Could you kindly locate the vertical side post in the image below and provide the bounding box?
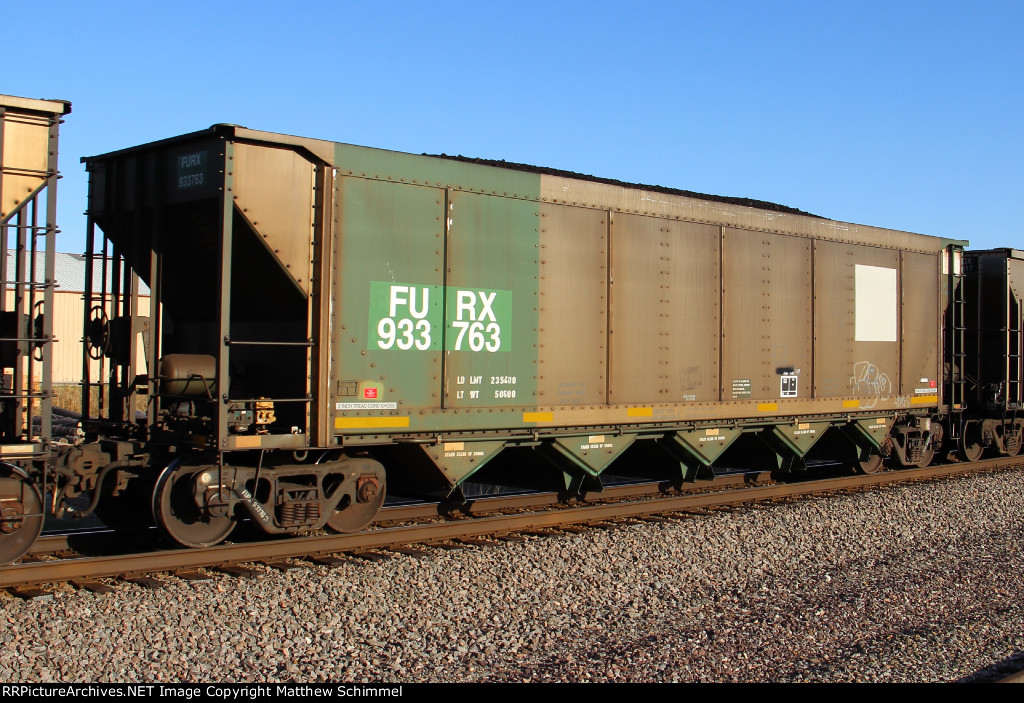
[82,215,95,422]
[217,139,235,452]
[310,164,333,447]
[0,107,6,319]
[38,108,60,457]
[146,232,162,430]
[14,208,25,438]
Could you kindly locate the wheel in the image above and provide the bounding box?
[152,460,235,548]
[958,422,984,462]
[0,465,44,565]
[325,473,385,533]
[94,472,156,532]
[855,449,885,475]
[913,447,935,468]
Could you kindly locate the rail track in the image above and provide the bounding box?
[2,457,1021,596]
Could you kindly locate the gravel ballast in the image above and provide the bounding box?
[2,470,1023,683]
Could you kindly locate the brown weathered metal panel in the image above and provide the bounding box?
[537,203,607,406]
[609,214,720,404]
[900,251,941,398]
[538,173,960,254]
[814,241,900,406]
[1007,250,1024,299]
[233,142,315,295]
[722,229,812,401]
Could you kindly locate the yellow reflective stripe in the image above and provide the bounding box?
[335,416,410,429]
[523,412,553,423]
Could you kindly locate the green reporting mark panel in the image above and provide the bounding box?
[335,177,445,419]
[444,191,539,409]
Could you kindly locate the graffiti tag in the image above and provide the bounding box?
[851,361,891,409]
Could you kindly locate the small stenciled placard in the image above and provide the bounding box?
[731,379,752,399]
[580,435,613,450]
[781,373,798,398]
[335,402,398,410]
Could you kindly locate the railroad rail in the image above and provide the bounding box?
[25,471,769,557]
[1000,669,1024,683]
[2,457,1021,594]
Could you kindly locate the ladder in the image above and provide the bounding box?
[945,245,967,439]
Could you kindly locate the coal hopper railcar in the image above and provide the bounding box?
[64,124,964,549]
[9,112,1014,564]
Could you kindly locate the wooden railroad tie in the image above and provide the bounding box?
[348,551,391,562]
[307,555,348,567]
[70,579,115,594]
[262,561,303,572]
[121,575,165,590]
[9,586,54,601]
[214,565,258,578]
[387,546,431,557]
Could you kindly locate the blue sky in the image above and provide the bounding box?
[6,1,1022,252]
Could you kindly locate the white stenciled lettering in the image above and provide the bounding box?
[485,322,500,351]
[454,290,497,322]
[377,284,433,350]
[451,319,501,352]
[414,319,431,350]
[476,291,497,321]
[456,290,477,321]
[389,286,409,317]
[377,318,396,348]
[408,287,429,319]
[377,316,429,350]
[239,487,270,523]
[370,281,508,353]
[387,284,432,319]
[395,319,414,350]
[177,173,204,188]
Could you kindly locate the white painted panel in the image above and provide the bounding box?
[855,264,897,342]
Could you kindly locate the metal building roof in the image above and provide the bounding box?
[5,251,151,295]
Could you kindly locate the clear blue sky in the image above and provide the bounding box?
[7,0,1023,252]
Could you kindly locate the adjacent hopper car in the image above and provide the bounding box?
[1,93,1021,563]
